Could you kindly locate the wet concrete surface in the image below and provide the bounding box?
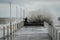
[0,26,51,40]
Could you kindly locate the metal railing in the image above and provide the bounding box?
[1,20,24,40]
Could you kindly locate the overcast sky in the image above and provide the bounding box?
[0,0,60,17]
[22,1,60,17]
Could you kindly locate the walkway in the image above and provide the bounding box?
[13,26,50,40]
[0,26,51,40]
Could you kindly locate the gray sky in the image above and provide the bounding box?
[23,1,60,17]
[0,0,60,17]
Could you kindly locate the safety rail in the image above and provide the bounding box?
[0,19,24,40]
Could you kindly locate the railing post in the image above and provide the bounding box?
[15,24,17,32]
[3,27,5,40]
[10,24,13,40]
[13,24,14,34]
[13,24,15,32]
[7,26,9,40]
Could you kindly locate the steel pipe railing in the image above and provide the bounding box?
[1,20,24,40]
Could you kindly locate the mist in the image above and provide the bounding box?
[26,8,58,26]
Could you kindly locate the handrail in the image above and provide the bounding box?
[0,19,24,40]
[0,19,23,27]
